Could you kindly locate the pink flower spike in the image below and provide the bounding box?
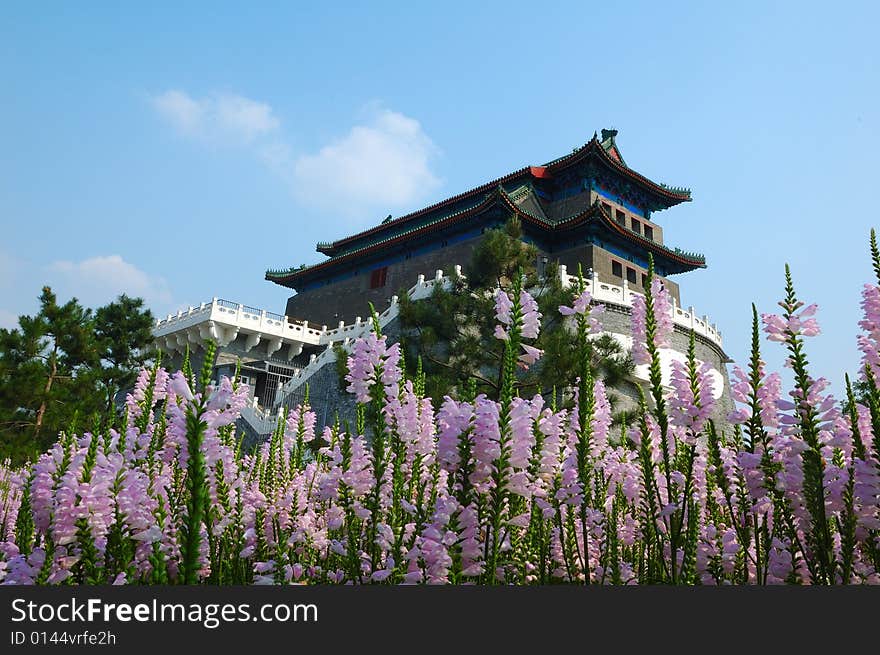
[494,288,512,326]
[519,289,541,339]
[518,344,543,368]
[169,371,194,402]
[559,289,591,316]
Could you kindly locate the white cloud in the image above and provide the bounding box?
[151,90,204,135]
[150,90,441,220]
[290,108,441,217]
[214,94,279,142]
[47,255,173,311]
[151,90,279,143]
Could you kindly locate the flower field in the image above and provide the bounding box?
[2,242,880,586]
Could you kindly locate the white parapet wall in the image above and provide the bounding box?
[556,265,723,348]
[152,298,326,361]
[239,396,286,435]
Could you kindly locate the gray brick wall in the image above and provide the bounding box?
[285,239,481,326]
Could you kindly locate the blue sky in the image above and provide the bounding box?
[1,1,878,389]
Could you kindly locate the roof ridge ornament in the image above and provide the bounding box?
[659,183,691,195]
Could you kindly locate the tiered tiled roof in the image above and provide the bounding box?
[541,132,691,204]
[495,188,705,270]
[267,131,698,287]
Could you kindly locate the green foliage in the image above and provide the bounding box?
[780,265,835,584]
[334,344,349,389]
[93,294,155,411]
[465,215,538,289]
[397,217,633,411]
[0,286,154,463]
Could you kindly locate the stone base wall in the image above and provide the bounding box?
[596,303,734,428]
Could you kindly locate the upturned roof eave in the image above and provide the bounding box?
[495,188,705,272]
[315,134,691,257]
[266,190,504,288]
[313,165,534,257]
[542,136,692,206]
[264,189,705,288]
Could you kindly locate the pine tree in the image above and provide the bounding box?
[397,217,634,410]
[0,286,154,462]
[93,293,155,412]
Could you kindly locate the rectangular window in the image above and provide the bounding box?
[631,217,641,233]
[644,225,653,241]
[627,267,637,284]
[369,266,388,289]
[641,273,648,288]
[616,209,626,224]
[602,202,612,214]
[612,261,622,278]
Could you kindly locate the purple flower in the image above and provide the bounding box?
[858,283,880,381]
[668,358,716,435]
[390,382,436,460]
[762,302,821,342]
[590,381,612,458]
[536,408,565,489]
[519,289,541,339]
[436,397,473,475]
[559,289,605,333]
[518,344,543,369]
[631,278,673,365]
[458,503,483,577]
[506,396,541,497]
[559,289,591,316]
[494,287,541,340]
[494,288,512,326]
[854,457,880,532]
[345,332,402,403]
[168,371,194,402]
[470,396,501,493]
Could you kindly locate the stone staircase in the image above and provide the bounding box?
[236,267,461,439]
